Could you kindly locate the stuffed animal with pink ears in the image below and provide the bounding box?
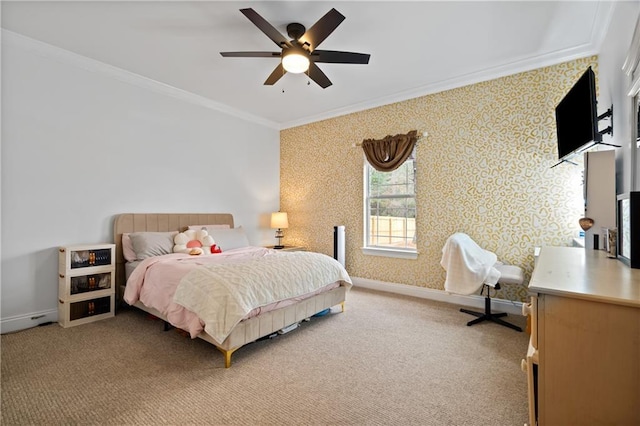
[173,229,216,255]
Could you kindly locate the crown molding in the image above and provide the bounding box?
[590,0,616,53]
[2,0,615,133]
[623,11,640,97]
[1,29,280,130]
[281,2,615,130]
[281,46,599,130]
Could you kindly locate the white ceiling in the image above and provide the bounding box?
[1,1,615,129]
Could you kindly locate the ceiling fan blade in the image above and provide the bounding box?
[298,8,345,52]
[307,63,332,89]
[264,63,287,86]
[312,50,370,64]
[220,52,281,58]
[240,8,292,49]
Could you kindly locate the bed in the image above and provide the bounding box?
[113,213,351,367]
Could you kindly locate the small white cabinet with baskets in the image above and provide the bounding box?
[58,243,115,327]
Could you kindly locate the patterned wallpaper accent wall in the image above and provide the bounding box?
[280,57,597,302]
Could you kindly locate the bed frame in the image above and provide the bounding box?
[113,213,347,367]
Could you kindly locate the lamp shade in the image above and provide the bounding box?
[271,212,289,229]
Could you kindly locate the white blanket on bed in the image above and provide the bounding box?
[174,251,352,345]
[440,233,501,295]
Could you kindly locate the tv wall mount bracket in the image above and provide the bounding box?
[597,105,616,141]
[552,105,619,168]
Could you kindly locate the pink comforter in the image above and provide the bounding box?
[123,247,340,339]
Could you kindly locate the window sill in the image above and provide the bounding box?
[361,247,418,260]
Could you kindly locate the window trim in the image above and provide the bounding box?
[363,154,417,258]
[361,246,419,259]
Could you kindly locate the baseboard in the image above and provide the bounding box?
[0,281,523,334]
[351,277,523,316]
[1,309,58,334]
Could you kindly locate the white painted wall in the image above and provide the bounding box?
[597,1,640,194]
[1,34,280,332]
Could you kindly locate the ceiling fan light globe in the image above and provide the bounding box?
[282,52,310,74]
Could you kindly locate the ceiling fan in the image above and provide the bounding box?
[220,8,370,89]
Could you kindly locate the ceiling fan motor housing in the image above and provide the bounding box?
[286,23,306,42]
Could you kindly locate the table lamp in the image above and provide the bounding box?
[270,212,289,249]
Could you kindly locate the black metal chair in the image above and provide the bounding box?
[460,263,523,332]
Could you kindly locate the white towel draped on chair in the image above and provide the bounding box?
[440,233,501,295]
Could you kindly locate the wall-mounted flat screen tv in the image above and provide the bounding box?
[555,67,601,161]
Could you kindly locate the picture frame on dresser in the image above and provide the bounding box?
[617,192,639,268]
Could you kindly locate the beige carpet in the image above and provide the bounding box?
[1,287,528,425]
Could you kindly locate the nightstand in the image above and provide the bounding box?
[58,243,115,327]
[265,245,307,252]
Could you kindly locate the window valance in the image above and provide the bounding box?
[361,130,418,172]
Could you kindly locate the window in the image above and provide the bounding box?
[364,150,417,258]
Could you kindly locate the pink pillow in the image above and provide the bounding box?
[122,233,137,262]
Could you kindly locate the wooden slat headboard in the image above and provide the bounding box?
[112,213,234,304]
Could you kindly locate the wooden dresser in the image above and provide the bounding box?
[524,246,640,426]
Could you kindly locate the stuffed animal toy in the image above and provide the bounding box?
[173,229,219,255]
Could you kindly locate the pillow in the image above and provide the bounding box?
[122,233,137,263]
[173,229,216,255]
[129,231,177,260]
[187,224,231,234]
[208,226,250,251]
